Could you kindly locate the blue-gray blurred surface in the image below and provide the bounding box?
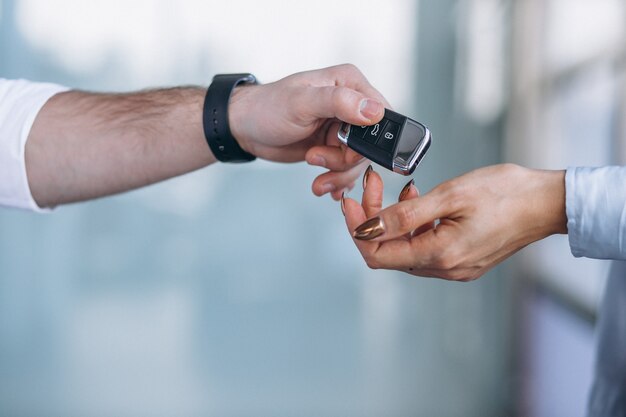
[523,291,595,417]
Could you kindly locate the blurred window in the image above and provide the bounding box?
[511,2,626,415]
[511,0,626,314]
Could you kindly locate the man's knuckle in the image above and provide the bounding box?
[331,87,350,107]
[339,63,360,75]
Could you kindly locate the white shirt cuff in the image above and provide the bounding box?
[0,79,69,212]
[566,166,626,260]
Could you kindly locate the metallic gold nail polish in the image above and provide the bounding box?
[398,178,415,202]
[362,165,373,190]
[340,192,346,216]
[353,217,385,240]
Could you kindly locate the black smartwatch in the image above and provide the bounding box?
[203,73,257,162]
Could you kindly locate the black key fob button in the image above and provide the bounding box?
[350,125,368,139]
[376,121,401,153]
[365,120,388,143]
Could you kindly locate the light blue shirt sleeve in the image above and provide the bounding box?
[566,166,626,260]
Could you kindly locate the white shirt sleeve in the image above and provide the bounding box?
[566,166,626,260]
[0,78,69,211]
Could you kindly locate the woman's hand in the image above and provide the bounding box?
[343,164,568,281]
[228,64,390,201]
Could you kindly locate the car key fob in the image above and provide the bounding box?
[337,109,431,175]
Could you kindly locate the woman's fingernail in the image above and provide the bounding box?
[398,178,415,202]
[353,217,385,240]
[340,192,346,216]
[360,99,383,120]
[310,155,326,167]
[362,165,373,190]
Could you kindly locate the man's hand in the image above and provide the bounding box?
[343,164,568,281]
[229,64,388,200]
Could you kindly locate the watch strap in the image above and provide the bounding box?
[203,73,257,162]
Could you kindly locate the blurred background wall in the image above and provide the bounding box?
[0,0,624,416]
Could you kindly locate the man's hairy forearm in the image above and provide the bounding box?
[26,87,214,208]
